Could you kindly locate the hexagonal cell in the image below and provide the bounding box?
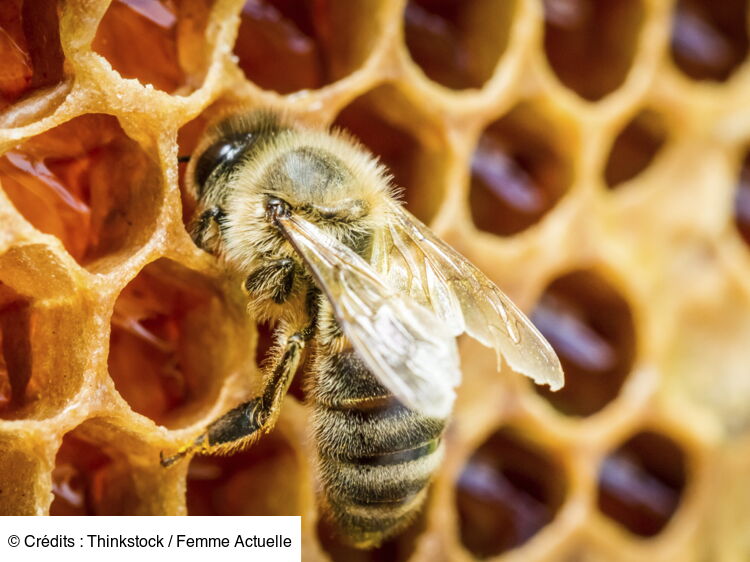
[0,113,162,271]
[531,270,636,417]
[597,431,687,537]
[186,429,300,515]
[334,88,448,224]
[543,0,645,101]
[50,424,140,515]
[456,427,566,558]
[108,259,235,429]
[470,103,573,236]
[734,152,750,246]
[604,109,668,189]
[92,0,214,93]
[235,0,383,94]
[403,0,516,90]
[670,0,749,82]
[0,0,65,112]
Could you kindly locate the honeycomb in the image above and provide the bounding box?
[1,0,750,560]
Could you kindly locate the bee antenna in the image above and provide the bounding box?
[177,155,191,163]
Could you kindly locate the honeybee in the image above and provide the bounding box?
[162,110,564,548]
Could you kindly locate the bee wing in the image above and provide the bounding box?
[372,205,564,391]
[275,212,461,418]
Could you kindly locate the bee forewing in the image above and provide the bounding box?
[275,213,460,417]
[382,206,564,392]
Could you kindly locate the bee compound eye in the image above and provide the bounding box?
[194,133,253,196]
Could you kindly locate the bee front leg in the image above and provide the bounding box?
[160,329,306,467]
[190,206,226,254]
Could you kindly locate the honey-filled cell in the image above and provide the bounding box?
[235,0,382,94]
[0,0,64,112]
[186,429,299,515]
[404,0,516,90]
[604,109,667,189]
[543,0,644,101]
[597,431,687,537]
[456,427,566,558]
[92,0,213,93]
[470,103,573,236]
[334,88,447,225]
[0,114,161,271]
[670,0,749,82]
[108,259,234,429]
[50,426,139,515]
[531,270,636,417]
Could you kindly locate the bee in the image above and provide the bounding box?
[161,110,564,548]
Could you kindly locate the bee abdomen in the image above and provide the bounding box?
[311,350,447,548]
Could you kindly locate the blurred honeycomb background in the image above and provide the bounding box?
[1,0,750,560]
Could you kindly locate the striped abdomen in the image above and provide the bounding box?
[310,349,446,548]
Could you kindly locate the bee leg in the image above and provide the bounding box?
[190,206,226,253]
[160,330,306,467]
[243,258,296,304]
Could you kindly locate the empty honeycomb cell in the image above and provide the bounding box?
[335,88,447,224]
[597,431,687,537]
[733,151,750,245]
[50,424,141,515]
[604,109,667,189]
[531,270,636,417]
[403,0,516,90]
[456,427,566,558]
[469,103,573,236]
[92,0,213,93]
[0,0,65,112]
[670,0,749,82]
[186,429,299,515]
[235,0,383,94]
[108,258,236,429]
[543,0,645,101]
[0,113,162,270]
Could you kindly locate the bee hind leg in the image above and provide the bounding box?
[160,329,306,467]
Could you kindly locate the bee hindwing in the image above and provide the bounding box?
[372,205,564,391]
[275,213,460,418]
